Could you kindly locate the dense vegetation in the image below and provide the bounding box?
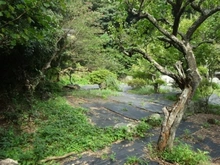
[0,0,220,164]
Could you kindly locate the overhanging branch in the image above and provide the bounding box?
[186,7,220,40]
[192,40,214,49]
[138,12,185,49]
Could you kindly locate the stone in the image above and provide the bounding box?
[149,113,161,120]
[63,84,80,90]
[160,75,174,85]
[0,158,18,165]
[210,77,220,84]
[114,122,136,132]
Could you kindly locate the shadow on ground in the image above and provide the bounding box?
[63,86,220,165]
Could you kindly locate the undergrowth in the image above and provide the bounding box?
[128,86,169,95]
[0,96,151,164]
[147,142,211,165]
[71,89,119,99]
[128,86,155,95]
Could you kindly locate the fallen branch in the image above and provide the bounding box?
[39,151,77,163]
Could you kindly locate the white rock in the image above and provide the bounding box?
[160,75,174,85]
[210,77,220,84]
[0,158,18,165]
[149,113,161,120]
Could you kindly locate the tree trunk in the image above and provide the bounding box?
[157,86,192,151]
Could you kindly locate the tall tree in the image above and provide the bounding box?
[112,0,220,151]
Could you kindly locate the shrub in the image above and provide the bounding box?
[88,69,119,90]
[160,143,210,165]
[127,78,146,88]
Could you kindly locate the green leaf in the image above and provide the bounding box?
[43,3,50,8]
[0,0,6,5]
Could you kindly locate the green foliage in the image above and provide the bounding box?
[89,69,116,84]
[0,0,65,49]
[128,86,155,95]
[88,69,119,90]
[125,156,148,165]
[152,79,165,86]
[0,0,68,94]
[127,78,147,88]
[128,59,165,93]
[165,94,178,101]
[198,66,209,78]
[71,89,119,99]
[0,96,151,164]
[160,143,210,165]
[143,117,162,127]
[193,78,219,101]
[208,104,220,115]
[135,121,152,137]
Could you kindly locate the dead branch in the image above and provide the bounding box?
[39,151,77,163]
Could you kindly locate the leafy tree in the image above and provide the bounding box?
[111,0,220,151]
[0,0,67,94]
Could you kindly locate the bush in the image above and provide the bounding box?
[127,78,146,88]
[160,143,210,165]
[88,69,119,90]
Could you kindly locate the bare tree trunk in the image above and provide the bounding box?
[157,86,192,151]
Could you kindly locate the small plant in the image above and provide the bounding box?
[202,122,210,128]
[160,143,210,165]
[150,78,166,93]
[147,118,162,127]
[208,104,220,115]
[109,152,116,161]
[127,78,147,88]
[121,108,128,111]
[128,86,154,95]
[125,156,148,165]
[71,89,118,99]
[135,121,152,137]
[142,114,162,127]
[165,94,178,101]
[101,153,109,160]
[183,129,192,139]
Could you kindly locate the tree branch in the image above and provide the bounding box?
[126,48,178,78]
[171,0,192,36]
[186,7,220,40]
[138,12,185,49]
[0,11,26,28]
[192,40,214,49]
[191,0,205,14]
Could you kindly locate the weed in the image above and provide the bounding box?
[135,121,152,137]
[125,156,148,165]
[160,143,210,165]
[121,108,128,111]
[128,86,155,95]
[147,142,211,165]
[202,122,210,128]
[183,129,192,139]
[165,94,178,101]
[71,89,118,99]
[0,96,149,164]
[208,104,220,115]
[109,152,116,161]
[101,153,109,160]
